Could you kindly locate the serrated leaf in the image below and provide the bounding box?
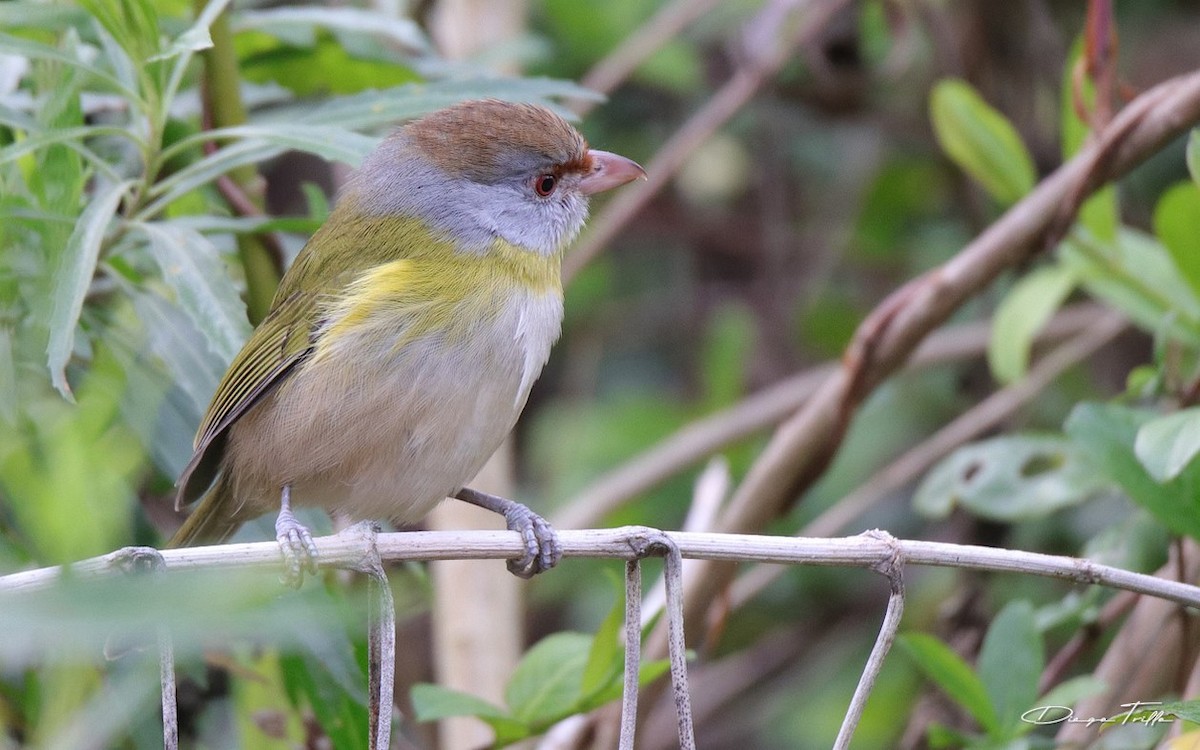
[914,434,1106,521]
[930,78,1036,205]
[46,179,134,399]
[1134,408,1200,482]
[134,222,250,364]
[900,633,1000,734]
[1154,182,1200,297]
[978,601,1041,735]
[989,264,1077,384]
[505,632,590,725]
[1065,403,1200,539]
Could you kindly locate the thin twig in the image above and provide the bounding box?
[620,559,643,750]
[805,311,1128,539]
[727,312,1127,612]
[6,528,1200,611]
[354,523,395,750]
[575,0,724,113]
[833,531,905,750]
[563,0,852,283]
[159,627,178,750]
[673,68,1200,637]
[552,304,1103,531]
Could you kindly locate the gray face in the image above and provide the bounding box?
[343,133,591,257]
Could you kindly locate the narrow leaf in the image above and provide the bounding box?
[151,0,234,62]
[581,579,625,699]
[989,263,1077,384]
[930,79,1036,205]
[900,633,1000,733]
[0,31,139,102]
[46,179,133,399]
[1134,407,1200,482]
[176,124,377,166]
[135,222,251,364]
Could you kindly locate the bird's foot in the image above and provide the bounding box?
[275,486,318,587]
[504,502,562,579]
[455,487,561,578]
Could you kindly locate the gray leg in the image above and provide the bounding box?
[275,484,318,586]
[454,487,562,578]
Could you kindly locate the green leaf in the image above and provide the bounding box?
[581,577,626,700]
[173,124,377,166]
[1060,228,1200,346]
[1153,181,1200,297]
[1134,408,1200,482]
[0,125,143,168]
[977,601,1041,735]
[234,6,430,53]
[0,31,140,103]
[900,633,1000,733]
[411,683,528,740]
[930,79,1036,205]
[279,650,369,750]
[1065,403,1200,539]
[989,264,1077,384]
[505,632,591,725]
[141,140,287,217]
[1034,675,1107,719]
[151,0,233,62]
[914,434,1107,521]
[259,77,598,130]
[134,222,251,364]
[46,179,134,399]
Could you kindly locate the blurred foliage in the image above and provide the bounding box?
[3,0,1200,748]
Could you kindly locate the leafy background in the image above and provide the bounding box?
[3,0,1200,748]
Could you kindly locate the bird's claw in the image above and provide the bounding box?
[505,505,562,579]
[275,509,318,587]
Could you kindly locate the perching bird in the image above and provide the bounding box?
[170,99,644,580]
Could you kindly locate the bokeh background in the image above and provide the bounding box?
[3,1,1200,748]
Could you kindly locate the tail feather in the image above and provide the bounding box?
[169,473,245,548]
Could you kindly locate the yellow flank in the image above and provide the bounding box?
[312,216,562,361]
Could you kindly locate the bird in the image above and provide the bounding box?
[169,99,644,581]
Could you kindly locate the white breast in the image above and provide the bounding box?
[230,287,564,523]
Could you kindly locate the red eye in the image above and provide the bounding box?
[534,174,557,197]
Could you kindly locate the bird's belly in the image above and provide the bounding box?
[225,289,562,522]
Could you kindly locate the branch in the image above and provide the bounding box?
[552,303,1103,530]
[4,528,1200,612]
[562,0,852,282]
[672,67,1200,636]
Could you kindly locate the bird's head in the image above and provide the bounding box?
[343,99,645,256]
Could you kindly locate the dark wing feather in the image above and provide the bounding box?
[174,290,318,509]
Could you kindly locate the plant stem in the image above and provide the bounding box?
[194,0,277,323]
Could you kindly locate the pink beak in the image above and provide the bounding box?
[579,149,646,195]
